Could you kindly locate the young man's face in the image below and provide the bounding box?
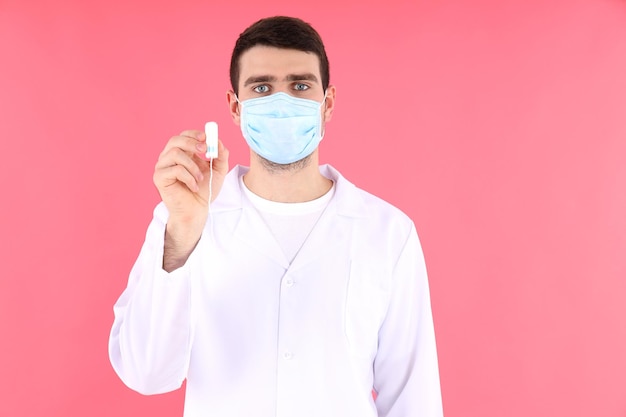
[229,45,335,126]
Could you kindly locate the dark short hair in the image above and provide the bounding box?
[229,16,330,95]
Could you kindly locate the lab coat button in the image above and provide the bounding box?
[285,278,294,287]
[283,351,293,360]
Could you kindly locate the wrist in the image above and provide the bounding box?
[163,221,203,272]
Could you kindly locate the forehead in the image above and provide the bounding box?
[238,45,321,84]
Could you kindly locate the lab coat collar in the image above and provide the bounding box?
[210,164,369,270]
[210,164,369,219]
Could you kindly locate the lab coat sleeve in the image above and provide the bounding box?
[373,223,444,416]
[108,202,202,395]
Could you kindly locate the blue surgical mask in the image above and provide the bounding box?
[236,92,326,164]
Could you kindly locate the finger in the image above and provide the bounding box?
[154,164,200,193]
[179,130,205,141]
[160,134,206,158]
[155,147,204,182]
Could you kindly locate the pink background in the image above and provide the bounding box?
[1,0,625,416]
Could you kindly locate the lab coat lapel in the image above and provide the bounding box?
[212,165,290,269]
[234,205,290,269]
[286,203,352,273]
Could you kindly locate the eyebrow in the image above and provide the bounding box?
[285,73,319,83]
[243,73,319,87]
[243,75,277,87]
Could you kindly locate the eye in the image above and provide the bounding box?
[253,84,270,93]
[294,83,309,91]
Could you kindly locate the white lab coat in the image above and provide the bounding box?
[109,164,443,417]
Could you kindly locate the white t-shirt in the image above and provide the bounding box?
[240,176,335,264]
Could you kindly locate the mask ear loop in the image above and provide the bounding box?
[234,93,243,130]
[319,90,328,139]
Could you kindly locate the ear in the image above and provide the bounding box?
[226,90,241,126]
[322,85,336,123]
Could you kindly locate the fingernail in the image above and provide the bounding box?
[196,143,205,152]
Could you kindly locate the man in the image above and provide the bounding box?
[109,16,443,417]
